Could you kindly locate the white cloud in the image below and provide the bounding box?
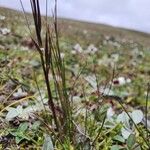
[0,0,150,33]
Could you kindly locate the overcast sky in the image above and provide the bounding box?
[0,0,150,33]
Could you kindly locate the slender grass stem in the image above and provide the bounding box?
[145,83,150,139]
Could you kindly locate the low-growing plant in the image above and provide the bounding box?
[19,0,150,149]
[0,0,149,149]
[21,0,73,142]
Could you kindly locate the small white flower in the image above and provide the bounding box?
[117,77,126,85]
[111,53,119,62]
[105,35,110,40]
[85,44,98,54]
[112,77,131,86]
[126,78,131,83]
[40,48,44,52]
[72,96,82,106]
[122,38,127,43]
[113,42,121,48]
[103,40,107,45]
[0,28,10,35]
[60,53,65,59]
[13,88,28,98]
[73,43,83,53]
[83,30,88,34]
[107,107,115,119]
[98,55,113,67]
[0,15,6,20]
[71,50,77,55]
[99,87,114,96]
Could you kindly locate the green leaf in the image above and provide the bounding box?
[10,131,18,137]
[121,127,132,139]
[6,106,23,121]
[18,122,28,133]
[42,134,54,150]
[131,110,143,124]
[113,135,125,143]
[117,111,130,128]
[111,145,120,150]
[134,145,141,150]
[32,121,41,130]
[17,135,30,144]
[127,134,136,149]
[30,60,41,68]
[15,136,24,144]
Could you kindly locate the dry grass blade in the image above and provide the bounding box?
[29,0,73,137]
[30,0,42,46]
[30,0,59,131]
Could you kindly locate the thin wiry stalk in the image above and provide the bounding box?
[72,121,91,140]
[81,84,88,137]
[70,63,87,103]
[30,0,42,46]
[51,1,73,136]
[91,114,106,147]
[54,0,62,67]
[19,0,32,35]
[28,0,74,139]
[33,71,46,112]
[145,83,150,139]
[47,28,68,120]
[107,64,116,95]
[29,0,59,131]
